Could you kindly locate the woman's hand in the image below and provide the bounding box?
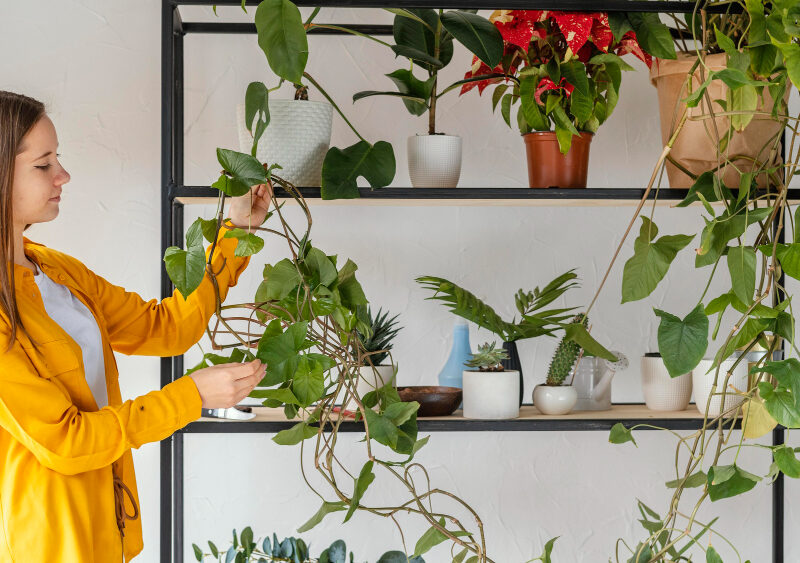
[188,359,266,408]
[228,181,274,233]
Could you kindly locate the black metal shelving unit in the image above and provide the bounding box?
[161,1,787,561]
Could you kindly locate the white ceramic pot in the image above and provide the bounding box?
[640,354,692,411]
[462,369,519,419]
[533,384,577,415]
[341,364,397,413]
[407,134,462,188]
[693,357,749,417]
[236,99,333,187]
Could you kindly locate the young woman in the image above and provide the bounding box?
[0,90,273,562]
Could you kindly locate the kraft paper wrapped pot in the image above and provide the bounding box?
[650,52,787,189]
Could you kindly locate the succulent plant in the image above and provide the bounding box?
[545,314,588,386]
[355,306,401,366]
[465,341,509,371]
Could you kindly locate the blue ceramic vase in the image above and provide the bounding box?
[437,320,472,391]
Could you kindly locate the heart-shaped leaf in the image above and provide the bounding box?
[321,140,395,200]
[654,305,708,377]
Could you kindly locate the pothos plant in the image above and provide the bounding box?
[580,1,800,561]
[458,10,656,154]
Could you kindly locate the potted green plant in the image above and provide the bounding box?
[637,8,789,188]
[462,341,518,419]
[459,9,651,188]
[340,306,401,413]
[192,526,424,562]
[353,8,504,188]
[236,83,333,188]
[534,316,584,415]
[417,270,617,407]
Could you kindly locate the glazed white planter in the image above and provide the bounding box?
[341,364,396,413]
[236,99,333,187]
[641,355,692,411]
[693,357,749,417]
[407,134,462,188]
[462,369,519,419]
[533,384,577,415]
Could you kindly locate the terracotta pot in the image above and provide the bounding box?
[650,52,787,189]
[523,131,593,188]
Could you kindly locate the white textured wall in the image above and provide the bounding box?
[2,2,798,562]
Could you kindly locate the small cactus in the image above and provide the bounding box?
[465,342,509,371]
[545,314,588,386]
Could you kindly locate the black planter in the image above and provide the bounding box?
[502,340,523,406]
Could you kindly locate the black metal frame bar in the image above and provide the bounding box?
[161,1,782,561]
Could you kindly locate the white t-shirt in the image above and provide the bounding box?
[33,265,108,409]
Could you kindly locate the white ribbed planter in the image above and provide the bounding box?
[340,364,397,413]
[533,384,577,415]
[407,134,462,188]
[693,357,749,417]
[640,354,692,411]
[236,99,333,187]
[462,370,519,419]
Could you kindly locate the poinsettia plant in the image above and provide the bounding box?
[460,10,653,154]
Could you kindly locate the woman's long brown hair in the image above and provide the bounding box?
[0,91,46,352]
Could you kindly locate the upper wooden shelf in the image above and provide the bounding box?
[171,186,795,207]
[182,403,729,433]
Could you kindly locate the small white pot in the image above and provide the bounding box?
[693,357,749,417]
[462,369,519,419]
[341,364,397,413]
[236,99,333,187]
[641,355,692,411]
[533,384,577,415]
[407,134,462,188]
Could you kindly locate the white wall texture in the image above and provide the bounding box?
[2,1,799,562]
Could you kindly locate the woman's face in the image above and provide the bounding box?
[12,115,70,229]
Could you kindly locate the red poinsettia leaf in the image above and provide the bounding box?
[589,14,613,52]
[459,56,507,96]
[492,10,549,50]
[616,31,652,68]
[535,77,559,104]
[551,12,594,56]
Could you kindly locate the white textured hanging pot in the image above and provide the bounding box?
[236,99,333,187]
[407,134,462,188]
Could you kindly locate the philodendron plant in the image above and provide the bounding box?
[352,9,505,136]
[585,1,800,560]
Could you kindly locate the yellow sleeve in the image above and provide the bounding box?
[75,219,251,356]
[0,340,202,475]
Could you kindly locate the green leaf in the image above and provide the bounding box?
[211,174,251,198]
[727,246,756,305]
[666,470,707,489]
[714,24,737,56]
[609,422,637,446]
[336,259,368,310]
[729,83,758,131]
[259,259,302,302]
[440,11,503,68]
[164,218,206,299]
[752,359,800,427]
[520,76,549,130]
[244,82,270,156]
[551,104,578,154]
[393,9,452,69]
[564,323,617,361]
[257,320,311,385]
[707,464,761,501]
[607,13,633,43]
[706,546,723,563]
[199,218,219,244]
[223,229,264,257]
[774,445,800,478]
[390,44,444,68]
[654,305,708,378]
[676,171,732,208]
[273,421,317,445]
[249,387,301,405]
[413,517,449,557]
[216,148,266,191]
[344,461,375,523]
[535,536,558,563]
[560,60,590,95]
[321,140,395,200]
[292,356,325,407]
[303,247,337,287]
[209,541,219,558]
[621,217,695,303]
[385,68,436,116]
[193,543,203,561]
[627,12,676,59]
[255,0,308,83]
[364,402,420,454]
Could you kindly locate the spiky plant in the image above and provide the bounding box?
[355,306,401,366]
[545,314,588,386]
[465,342,509,371]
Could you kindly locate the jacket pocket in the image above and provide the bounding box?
[22,339,81,379]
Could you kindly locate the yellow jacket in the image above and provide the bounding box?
[0,221,251,562]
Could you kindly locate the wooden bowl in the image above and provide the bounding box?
[397,386,462,417]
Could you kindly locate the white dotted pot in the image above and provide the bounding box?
[407,134,462,188]
[462,370,520,419]
[338,364,396,413]
[641,355,692,411]
[533,384,577,415]
[236,99,333,187]
[693,357,749,417]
